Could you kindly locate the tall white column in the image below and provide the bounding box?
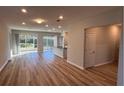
[53,36,57,47]
[37,33,44,52]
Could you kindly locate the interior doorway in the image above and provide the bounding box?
[84,24,121,68]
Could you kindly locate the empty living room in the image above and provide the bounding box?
[0,6,124,87]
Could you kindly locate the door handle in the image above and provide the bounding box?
[89,50,95,54]
[92,51,95,53]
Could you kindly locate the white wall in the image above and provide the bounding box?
[63,32,68,47]
[117,7,124,86]
[67,7,122,68]
[0,19,10,68]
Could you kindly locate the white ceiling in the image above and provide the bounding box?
[0,6,121,32]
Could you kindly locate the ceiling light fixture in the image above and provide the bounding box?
[22,22,26,25]
[58,25,62,28]
[33,18,46,24]
[21,8,27,13]
[59,15,63,20]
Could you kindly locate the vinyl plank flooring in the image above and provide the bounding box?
[0,51,117,86]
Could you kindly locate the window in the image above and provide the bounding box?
[19,34,37,52]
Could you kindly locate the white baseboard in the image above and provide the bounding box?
[67,60,84,70]
[94,60,113,67]
[55,54,63,58]
[0,59,11,72]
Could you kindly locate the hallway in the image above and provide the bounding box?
[0,51,117,86]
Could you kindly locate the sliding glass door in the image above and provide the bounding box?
[19,34,37,52]
[43,36,54,51]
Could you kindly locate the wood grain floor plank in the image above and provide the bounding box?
[0,51,117,86]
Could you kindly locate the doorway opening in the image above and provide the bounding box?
[84,24,122,84]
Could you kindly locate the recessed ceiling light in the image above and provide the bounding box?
[22,22,26,25]
[58,25,62,28]
[45,24,49,27]
[33,18,46,24]
[21,8,27,13]
[59,15,63,20]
